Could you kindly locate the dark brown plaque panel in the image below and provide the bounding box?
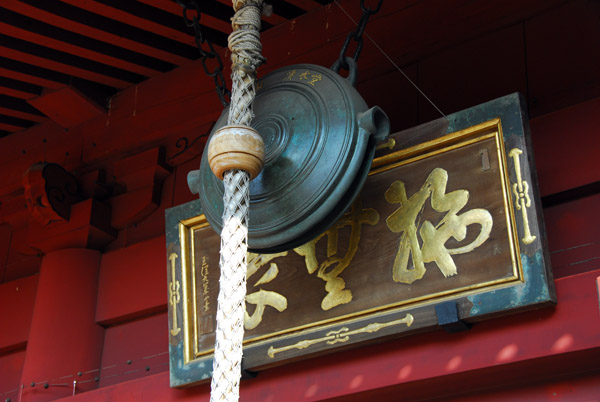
[166,94,554,387]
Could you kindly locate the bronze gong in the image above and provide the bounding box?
[191,58,390,253]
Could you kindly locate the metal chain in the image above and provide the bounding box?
[335,0,383,72]
[176,0,231,107]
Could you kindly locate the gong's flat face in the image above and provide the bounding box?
[199,64,370,252]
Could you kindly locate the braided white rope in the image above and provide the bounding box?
[210,1,264,401]
[210,169,249,402]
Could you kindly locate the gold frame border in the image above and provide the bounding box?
[179,118,524,362]
[179,215,209,364]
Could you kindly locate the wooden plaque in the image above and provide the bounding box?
[165,93,555,387]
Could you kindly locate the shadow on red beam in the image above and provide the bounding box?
[55,268,600,401]
[326,348,600,402]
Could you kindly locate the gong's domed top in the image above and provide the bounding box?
[198,62,389,253]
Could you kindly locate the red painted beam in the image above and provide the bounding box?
[0,350,26,402]
[98,313,169,387]
[525,0,600,116]
[55,269,600,401]
[265,0,567,85]
[531,97,600,197]
[284,0,325,12]
[441,370,600,402]
[0,22,161,78]
[0,67,64,90]
[544,193,600,278]
[59,0,196,47]
[0,275,38,353]
[95,236,168,325]
[2,0,191,66]
[0,122,24,133]
[0,46,131,89]
[138,0,232,33]
[80,61,223,163]
[0,86,38,100]
[0,107,46,123]
[28,86,106,129]
[331,352,600,402]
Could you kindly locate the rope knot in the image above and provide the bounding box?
[227,0,265,127]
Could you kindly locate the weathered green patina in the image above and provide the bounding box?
[194,59,390,253]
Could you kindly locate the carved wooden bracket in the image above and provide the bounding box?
[20,146,170,253]
[23,163,83,225]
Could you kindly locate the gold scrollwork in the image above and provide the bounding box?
[508,148,536,245]
[267,314,414,358]
[376,138,396,151]
[168,252,181,336]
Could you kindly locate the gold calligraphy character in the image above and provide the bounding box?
[284,70,296,81]
[245,251,289,330]
[295,199,379,310]
[200,257,210,312]
[307,74,322,86]
[298,70,310,80]
[385,168,493,284]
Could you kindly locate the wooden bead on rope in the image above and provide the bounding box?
[207,125,264,180]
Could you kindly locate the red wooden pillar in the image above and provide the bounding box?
[18,249,104,402]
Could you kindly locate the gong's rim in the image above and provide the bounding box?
[198,63,372,252]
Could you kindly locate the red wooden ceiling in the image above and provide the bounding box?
[0,0,579,139]
[0,0,597,285]
[0,0,333,138]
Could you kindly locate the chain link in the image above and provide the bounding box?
[336,0,383,72]
[177,0,231,107]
